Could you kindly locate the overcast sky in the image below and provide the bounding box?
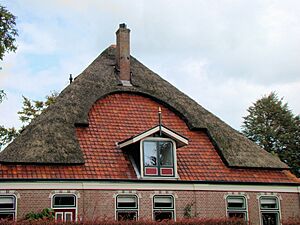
[0,0,299,130]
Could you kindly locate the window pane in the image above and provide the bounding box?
[260,198,278,209]
[117,211,137,221]
[53,195,75,208]
[55,212,63,221]
[159,141,173,166]
[0,196,14,210]
[154,196,173,209]
[154,211,173,221]
[0,213,14,220]
[262,212,279,225]
[144,142,157,166]
[227,197,245,209]
[65,212,72,222]
[228,212,246,220]
[117,196,137,209]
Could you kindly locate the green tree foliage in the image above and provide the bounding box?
[18,92,57,126]
[0,4,18,60]
[0,92,58,149]
[0,90,5,103]
[242,92,300,177]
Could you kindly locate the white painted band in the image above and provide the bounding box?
[0,181,299,193]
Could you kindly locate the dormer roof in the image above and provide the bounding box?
[118,125,189,149]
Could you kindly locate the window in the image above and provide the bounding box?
[0,195,16,220]
[143,139,175,177]
[116,195,138,221]
[226,196,247,221]
[260,196,280,225]
[153,195,174,221]
[52,194,76,222]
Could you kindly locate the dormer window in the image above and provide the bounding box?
[142,138,175,177]
[118,125,188,179]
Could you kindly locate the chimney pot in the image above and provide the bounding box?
[116,23,131,84]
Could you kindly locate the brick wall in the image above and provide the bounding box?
[9,189,300,224]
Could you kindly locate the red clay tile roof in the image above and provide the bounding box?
[0,93,299,184]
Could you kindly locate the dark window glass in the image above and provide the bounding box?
[117,211,137,221]
[53,195,75,208]
[154,211,173,221]
[159,142,173,166]
[118,202,136,208]
[65,213,72,222]
[0,196,15,210]
[55,213,63,221]
[0,213,14,220]
[228,212,246,219]
[262,212,279,225]
[154,202,173,208]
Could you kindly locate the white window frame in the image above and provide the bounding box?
[64,211,73,222]
[115,194,139,221]
[152,195,176,221]
[55,211,63,221]
[140,137,178,179]
[225,195,248,221]
[259,195,281,225]
[0,194,17,221]
[51,194,77,222]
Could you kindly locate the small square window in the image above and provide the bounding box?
[154,211,173,221]
[117,211,137,221]
[154,196,174,209]
[227,196,246,210]
[117,196,138,209]
[0,196,15,210]
[260,197,278,210]
[261,212,279,225]
[53,195,76,208]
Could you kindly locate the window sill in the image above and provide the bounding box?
[139,176,180,181]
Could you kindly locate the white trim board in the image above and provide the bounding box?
[0,181,299,193]
[118,126,188,148]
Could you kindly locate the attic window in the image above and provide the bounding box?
[118,125,187,179]
[142,139,175,177]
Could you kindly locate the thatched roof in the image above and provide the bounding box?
[0,46,288,168]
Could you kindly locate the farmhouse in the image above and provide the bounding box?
[0,24,299,224]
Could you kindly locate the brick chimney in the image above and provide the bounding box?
[116,23,131,85]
